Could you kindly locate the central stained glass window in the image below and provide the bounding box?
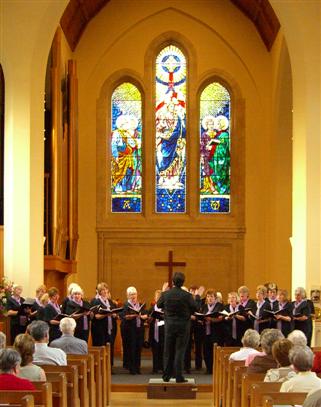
[155,45,186,213]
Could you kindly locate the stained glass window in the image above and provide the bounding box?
[200,83,230,213]
[111,83,142,213]
[155,45,186,213]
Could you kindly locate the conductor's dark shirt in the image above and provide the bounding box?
[157,287,198,322]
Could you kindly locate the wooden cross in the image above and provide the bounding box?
[155,250,186,288]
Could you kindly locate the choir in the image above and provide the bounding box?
[4,281,315,375]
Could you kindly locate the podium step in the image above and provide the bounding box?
[147,378,197,399]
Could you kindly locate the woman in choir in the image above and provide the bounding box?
[273,289,293,337]
[6,284,27,344]
[64,286,91,342]
[249,285,271,334]
[266,283,279,328]
[43,287,62,343]
[223,291,243,346]
[120,286,148,375]
[148,289,164,374]
[292,287,311,343]
[30,285,47,321]
[201,289,224,374]
[36,293,49,321]
[237,286,257,337]
[91,282,118,364]
[60,283,81,314]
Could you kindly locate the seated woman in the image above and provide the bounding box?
[229,329,260,361]
[247,328,284,374]
[0,348,35,390]
[264,338,296,382]
[280,346,321,393]
[288,329,307,346]
[14,333,46,381]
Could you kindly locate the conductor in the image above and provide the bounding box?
[157,272,199,383]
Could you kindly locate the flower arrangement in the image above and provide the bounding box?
[0,276,14,317]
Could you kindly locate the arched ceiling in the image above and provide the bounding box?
[60,0,280,52]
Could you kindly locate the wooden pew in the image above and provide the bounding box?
[0,395,35,407]
[262,392,308,407]
[67,354,95,407]
[241,372,265,407]
[88,348,102,407]
[233,365,247,407]
[105,344,111,407]
[215,347,239,407]
[42,365,80,407]
[226,359,245,407]
[249,382,282,407]
[0,382,52,407]
[33,372,67,407]
[65,358,88,407]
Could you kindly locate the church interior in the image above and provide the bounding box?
[0,0,320,405]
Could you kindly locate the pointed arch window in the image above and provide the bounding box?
[199,82,231,213]
[111,82,142,213]
[155,45,187,213]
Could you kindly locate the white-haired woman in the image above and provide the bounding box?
[280,346,321,393]
[120,286,148,375]
[65,286,91,342]
[292,287,311,343]
[60,283,81,314]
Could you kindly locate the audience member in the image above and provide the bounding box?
[264,338,296,382]
[288,329,308,347]
[14,333,46,381]
[229,329,260,361]
[29,320,67,366]
[247,328,284,373]
[0,348,35,390]
[280,346,321,393]
[0,331,6,349]
[303,389,321,407]
[50,317,88,354]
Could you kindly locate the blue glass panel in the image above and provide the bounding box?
[155,45,186,213]
[111,83,142,213]
[200,83,231,213]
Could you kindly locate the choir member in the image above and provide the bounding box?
[266,283,279,328]
[120,286,148,375]
[91,282,118,364]
[201,289,224,374]
[43,287,62,343]
[306,296,315,347]
[249,285,271,334]
[292,287,311,343]
[60,283,82,314]
[30,285,47,321]
[6,284,27,344]
[64,286,91,342]
[223,291,243,346]
[36,293,49,321]
[237,286,256,336]
[187,285,204,371]
[273,289,293,337]
[148,289,164,374]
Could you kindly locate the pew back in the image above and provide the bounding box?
[262,392,308,407]
[0,382,52,407]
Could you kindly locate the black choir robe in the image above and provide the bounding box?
[120,301,147,374]
[292,300,311,342]
[148,305,164,373]
[265,299,279,328]
[43,303,62,343]
[65,299,91,342]
[223,304,243,346]
[6,296,26,344]
[249,300,271,334]
[273,301,294,337]
[238,299,257,337]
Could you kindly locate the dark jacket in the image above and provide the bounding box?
[157,287,198,323]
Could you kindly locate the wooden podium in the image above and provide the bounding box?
[147,378,197,399]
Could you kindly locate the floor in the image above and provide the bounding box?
[110,392,213,406]
[112,355,213,385]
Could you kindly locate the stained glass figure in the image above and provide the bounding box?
[155,45,186,213]
[111,83,142,213]
[200,83,230,213]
